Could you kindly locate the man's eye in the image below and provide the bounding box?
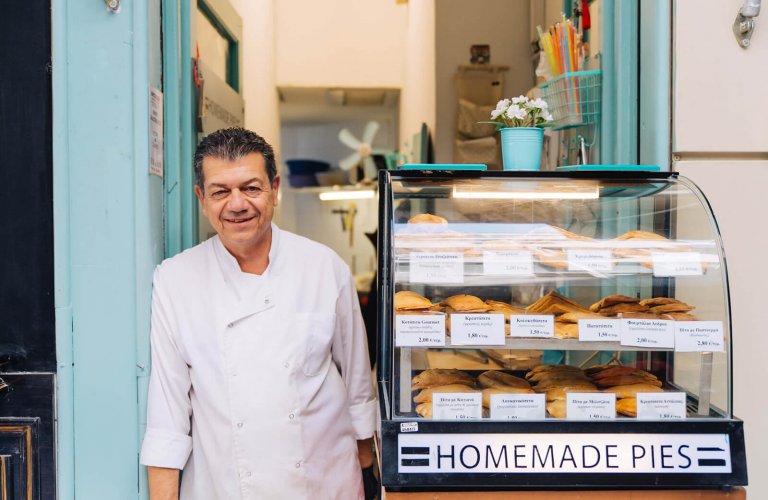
[243,186,262,196]
[211,190,228,199]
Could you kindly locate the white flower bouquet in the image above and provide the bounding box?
[486,96,553,129]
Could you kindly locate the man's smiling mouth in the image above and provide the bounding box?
[224,215,256,224]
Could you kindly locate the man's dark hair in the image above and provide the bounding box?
[193,127,277,191]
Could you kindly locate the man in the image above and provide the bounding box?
[140,128,377,499]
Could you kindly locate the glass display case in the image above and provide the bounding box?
[375,170,747,490]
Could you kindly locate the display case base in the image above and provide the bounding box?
[383,487,746,499]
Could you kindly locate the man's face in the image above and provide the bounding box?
[195,152,279,253]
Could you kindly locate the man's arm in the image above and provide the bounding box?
[148,466,179,500]
[357,438,374,468]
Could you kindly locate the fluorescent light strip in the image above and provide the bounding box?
[452,187,599,200]
[318,190,376,201]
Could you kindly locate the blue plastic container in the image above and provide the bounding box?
[501,127,544,171]
[285,159,330,188]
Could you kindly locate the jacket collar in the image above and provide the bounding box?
[212,223,281,326]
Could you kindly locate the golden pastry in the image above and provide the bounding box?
[616,398,637,417]
[602,383,664,399]
[526,364,584,377]
[408,213,447,224]
[614,230,668,241]
[590,365,643,380]
[533,378,595,392]
[411,369,475,390]
[546,400,567,418]
[556,311,605,323]
[526,291,589,316]
[394,290,434,311]
[544,385,601,401]
[413,384,477,403]
[659,312,699,321]
[477,371,531,390]
[442,294,490,312]
[639,297,683,307]
[415,402,433,418]
[526,369,588,383]
[650,303,696,314]
[554,323,579,339]
[589,294,641,312]
[597,302,651,315]
[481,387,536,408]
[593,375,662,388]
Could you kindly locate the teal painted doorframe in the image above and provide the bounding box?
[53,0,165,498]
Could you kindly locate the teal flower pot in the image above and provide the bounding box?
[501,127,544,171]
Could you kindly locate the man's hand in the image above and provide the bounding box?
[148,466,180,500]
[357,438,374,468]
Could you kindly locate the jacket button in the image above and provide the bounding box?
[288,413,295,420]
[295,462,301,468]
[227,323,234,328]
[237,422,244,428]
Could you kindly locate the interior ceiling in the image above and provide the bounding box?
[278,86,400,124]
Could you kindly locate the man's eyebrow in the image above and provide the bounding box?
[207,178,262,190]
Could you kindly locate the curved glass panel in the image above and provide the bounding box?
[384,173,731,422]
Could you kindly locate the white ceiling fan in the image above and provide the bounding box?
[338,121,382,180]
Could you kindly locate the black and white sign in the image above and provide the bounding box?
[509,315,554,338]
[482,250,534,276]
[567,249,614,273]
[652,252,703,277]
[489,393,546,420]
[637,392,687,420]
[410,252,464,283]
[397,433,732,474]
[674,321,725,352]
[395,315,445,347]
[450,313,505,346]
[432,393,482,420]
[567,393,616,420]
[578,319,621,342]
[620,319,675,349]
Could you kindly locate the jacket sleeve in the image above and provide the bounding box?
[139,267,193,469]
[332,271,377,440]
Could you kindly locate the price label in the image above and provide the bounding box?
[482,250,534,276]
[652,252,703,277]
[567,393,616,420]
[637,392,687,420]
[567,249,614,273]
[489,393,546,420]
[410,252,464,283]
[509,315,554,338]
[450,313,505,346]
[395,315,446,347]
[674,321,725,352]
[432,392,482,420]
[578,319,622,342]
[620,319,675,348]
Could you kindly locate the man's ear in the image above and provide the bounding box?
[271,175,281,207]
[194,185,204,203]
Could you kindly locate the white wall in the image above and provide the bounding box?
[400,0,437,156]
[274,0,407,88]
[674,0,768,495]
[434,0,533,163]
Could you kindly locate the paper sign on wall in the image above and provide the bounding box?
[432,393,482,420]
[620,319,675,349]
[567,393,616,420]
[674,321,725,352]
[652,252,703,277]
[567,249,614,273]
[489,393,546,420]
[636,392,687,420]
[509,315,554,338]
[578,319,622,342]
[482,250,534,276]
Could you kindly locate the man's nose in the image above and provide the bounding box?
[226,189,249,211]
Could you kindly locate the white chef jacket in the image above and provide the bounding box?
[140,224,377,500]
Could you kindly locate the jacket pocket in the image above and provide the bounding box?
[295,312,336,377]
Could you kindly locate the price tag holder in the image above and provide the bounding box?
[578,319,622,342]
[432,392,482,420]
[482,250,534,276]
[489,393,546,420]
[410,252,464,284]
[637,392,687,420]
[509,315,554,338]
[620,319,675,349]
[395,315,446,347]
[567,393,616,420]
[567,249,614,273]
[450,313,506,346]
[652,252,703,277]
[674,321,725,352]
